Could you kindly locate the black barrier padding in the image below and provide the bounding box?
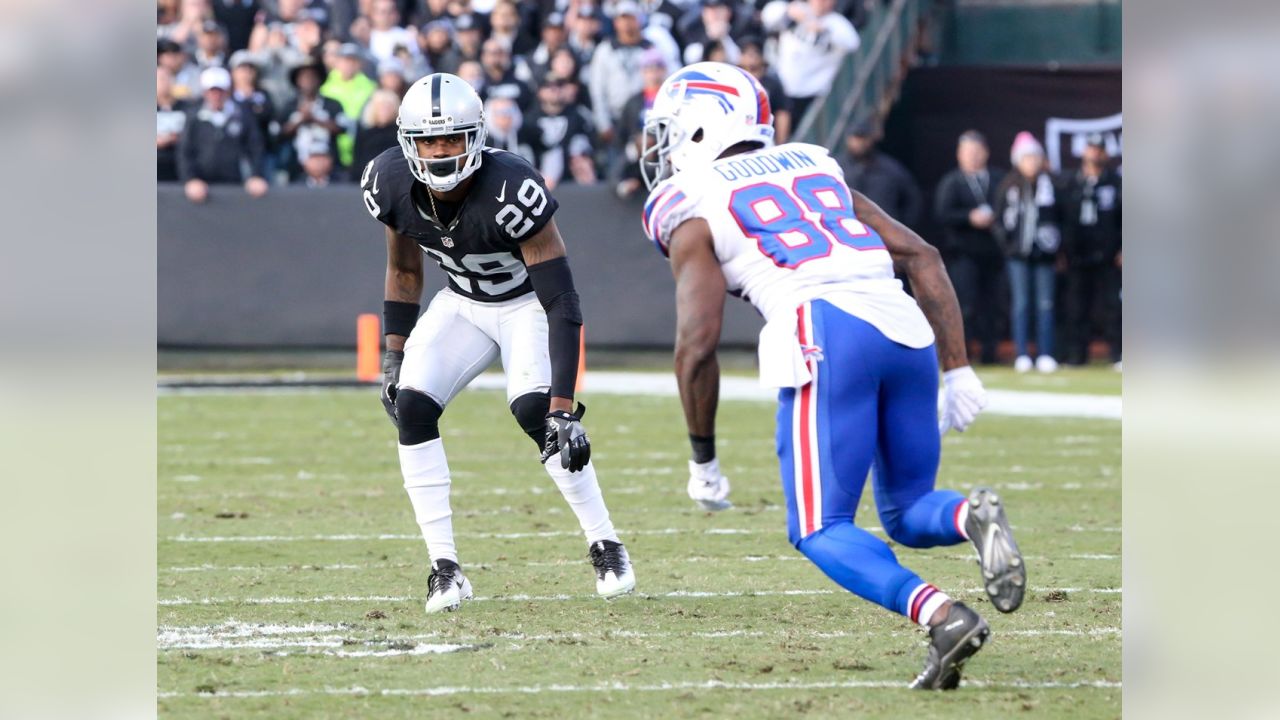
[158,184,765,348]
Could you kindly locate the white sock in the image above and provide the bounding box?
[954,500,970,541]
[907,583,952,628]
[399,438,457,564]
[544,459,619,544]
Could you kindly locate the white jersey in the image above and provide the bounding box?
[643,143,934,358]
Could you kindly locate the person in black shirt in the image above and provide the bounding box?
[177,67,269,202]
[478,38,534,112]
[278,59,348,182]
[839,120,922,229]
[1060,134,1122,366]
[524,75,597,189]
[933,130,1005,364]
[352,89,403,177]
[157,67,192,182]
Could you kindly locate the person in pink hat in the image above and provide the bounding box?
[993,131,1062,373]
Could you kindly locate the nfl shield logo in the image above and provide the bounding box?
[441,236,454,248]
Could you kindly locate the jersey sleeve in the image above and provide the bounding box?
[359,150,398,228]
[492,152,560,245]
[641,177,700,257]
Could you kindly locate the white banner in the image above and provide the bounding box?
[1045,113,1122,171]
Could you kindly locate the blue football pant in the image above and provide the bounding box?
[776,300,967,619]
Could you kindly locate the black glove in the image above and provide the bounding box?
[540,402,590,472]
[381,349,404,425]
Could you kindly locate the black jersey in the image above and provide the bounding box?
[360,146,559,302]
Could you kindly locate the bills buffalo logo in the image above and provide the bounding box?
[666,70,740,114]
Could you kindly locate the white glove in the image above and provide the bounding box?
[938,366,987,435]
[688,459,732,511]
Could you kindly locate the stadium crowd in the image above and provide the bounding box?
[157,0,1120,368]
[157,0,876,195]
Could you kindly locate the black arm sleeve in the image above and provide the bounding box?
[527,256,583,400]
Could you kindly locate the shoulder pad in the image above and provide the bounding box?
[641,174,699,258]
[360,147,408,225]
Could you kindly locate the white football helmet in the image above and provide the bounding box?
[397,73,488,191]
[641,61,775,190]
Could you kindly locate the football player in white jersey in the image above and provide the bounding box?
[640,62,1026,689]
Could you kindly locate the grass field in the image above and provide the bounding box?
[158,373,1121,718]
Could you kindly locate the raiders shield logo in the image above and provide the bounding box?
[441,236,454,248]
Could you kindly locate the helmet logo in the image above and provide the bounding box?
[667,70,740,114]
[441,236,454,247]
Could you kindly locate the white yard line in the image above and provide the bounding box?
[162,524,1118,544]
[160,371,1121,420]
[157,622,1122,652]
[161,551,1117,574]
[158,678,1121,699]
[158,587,1120,607]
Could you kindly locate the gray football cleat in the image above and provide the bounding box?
[965,487,1026,613]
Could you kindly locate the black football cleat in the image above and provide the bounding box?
[965,487,1027,613]
[588,540,636,598]
[910,602,990,690]
[424,558,473,614]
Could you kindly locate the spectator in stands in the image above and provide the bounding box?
[479,38,534,111]
[229,51,278,164]
[158,38,202,101]
[614,48,667,199]
[489,0,537,56]
[640,8,683,72]
[294,135,337,187]
[452,12,486,67]
[369,0,424,66]
[212,0,261,54]
[484,96,532,158]
[242,21,307,110]
[457,59,485,90]
[377,59,411,97]
[416,0,453,27]
[993,131,1062,374]
[736,35,791,143]
[681,0,741,65]
[272,0,331,29]
[548,47,589,108]
[393,42,431,82]
[353,89,402,172]
[421,20,460,74]
[588,1,652,152]
[839,120,922,228]
[761,0,859,122]
[193,21,229,69]
[934,130,1005,365]
[290,10,326,58]
[157,67,192,182]
[163,0,213,49]
[1060,133,1122,367]
[280,59,347,182]
[527,12,569,83]
[321,43,377,169]
[568,4,602,62]
[525,75,599,189]
[178,67,269,202]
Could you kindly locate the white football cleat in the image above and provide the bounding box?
[424,559,473,614]
[1013,355,1033,373]
[589,540,636,599]
[688,459,732,511]
[1035,355,1059,373]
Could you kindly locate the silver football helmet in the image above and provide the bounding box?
[397,73,488,191]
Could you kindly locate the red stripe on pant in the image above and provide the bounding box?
[797,304,816,537]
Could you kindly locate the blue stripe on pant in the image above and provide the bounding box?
[776,300,967,618]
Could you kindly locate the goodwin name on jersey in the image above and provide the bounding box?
[643,142,934,351]
[362,146,560,303]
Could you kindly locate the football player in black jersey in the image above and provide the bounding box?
[361,73,635,613]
